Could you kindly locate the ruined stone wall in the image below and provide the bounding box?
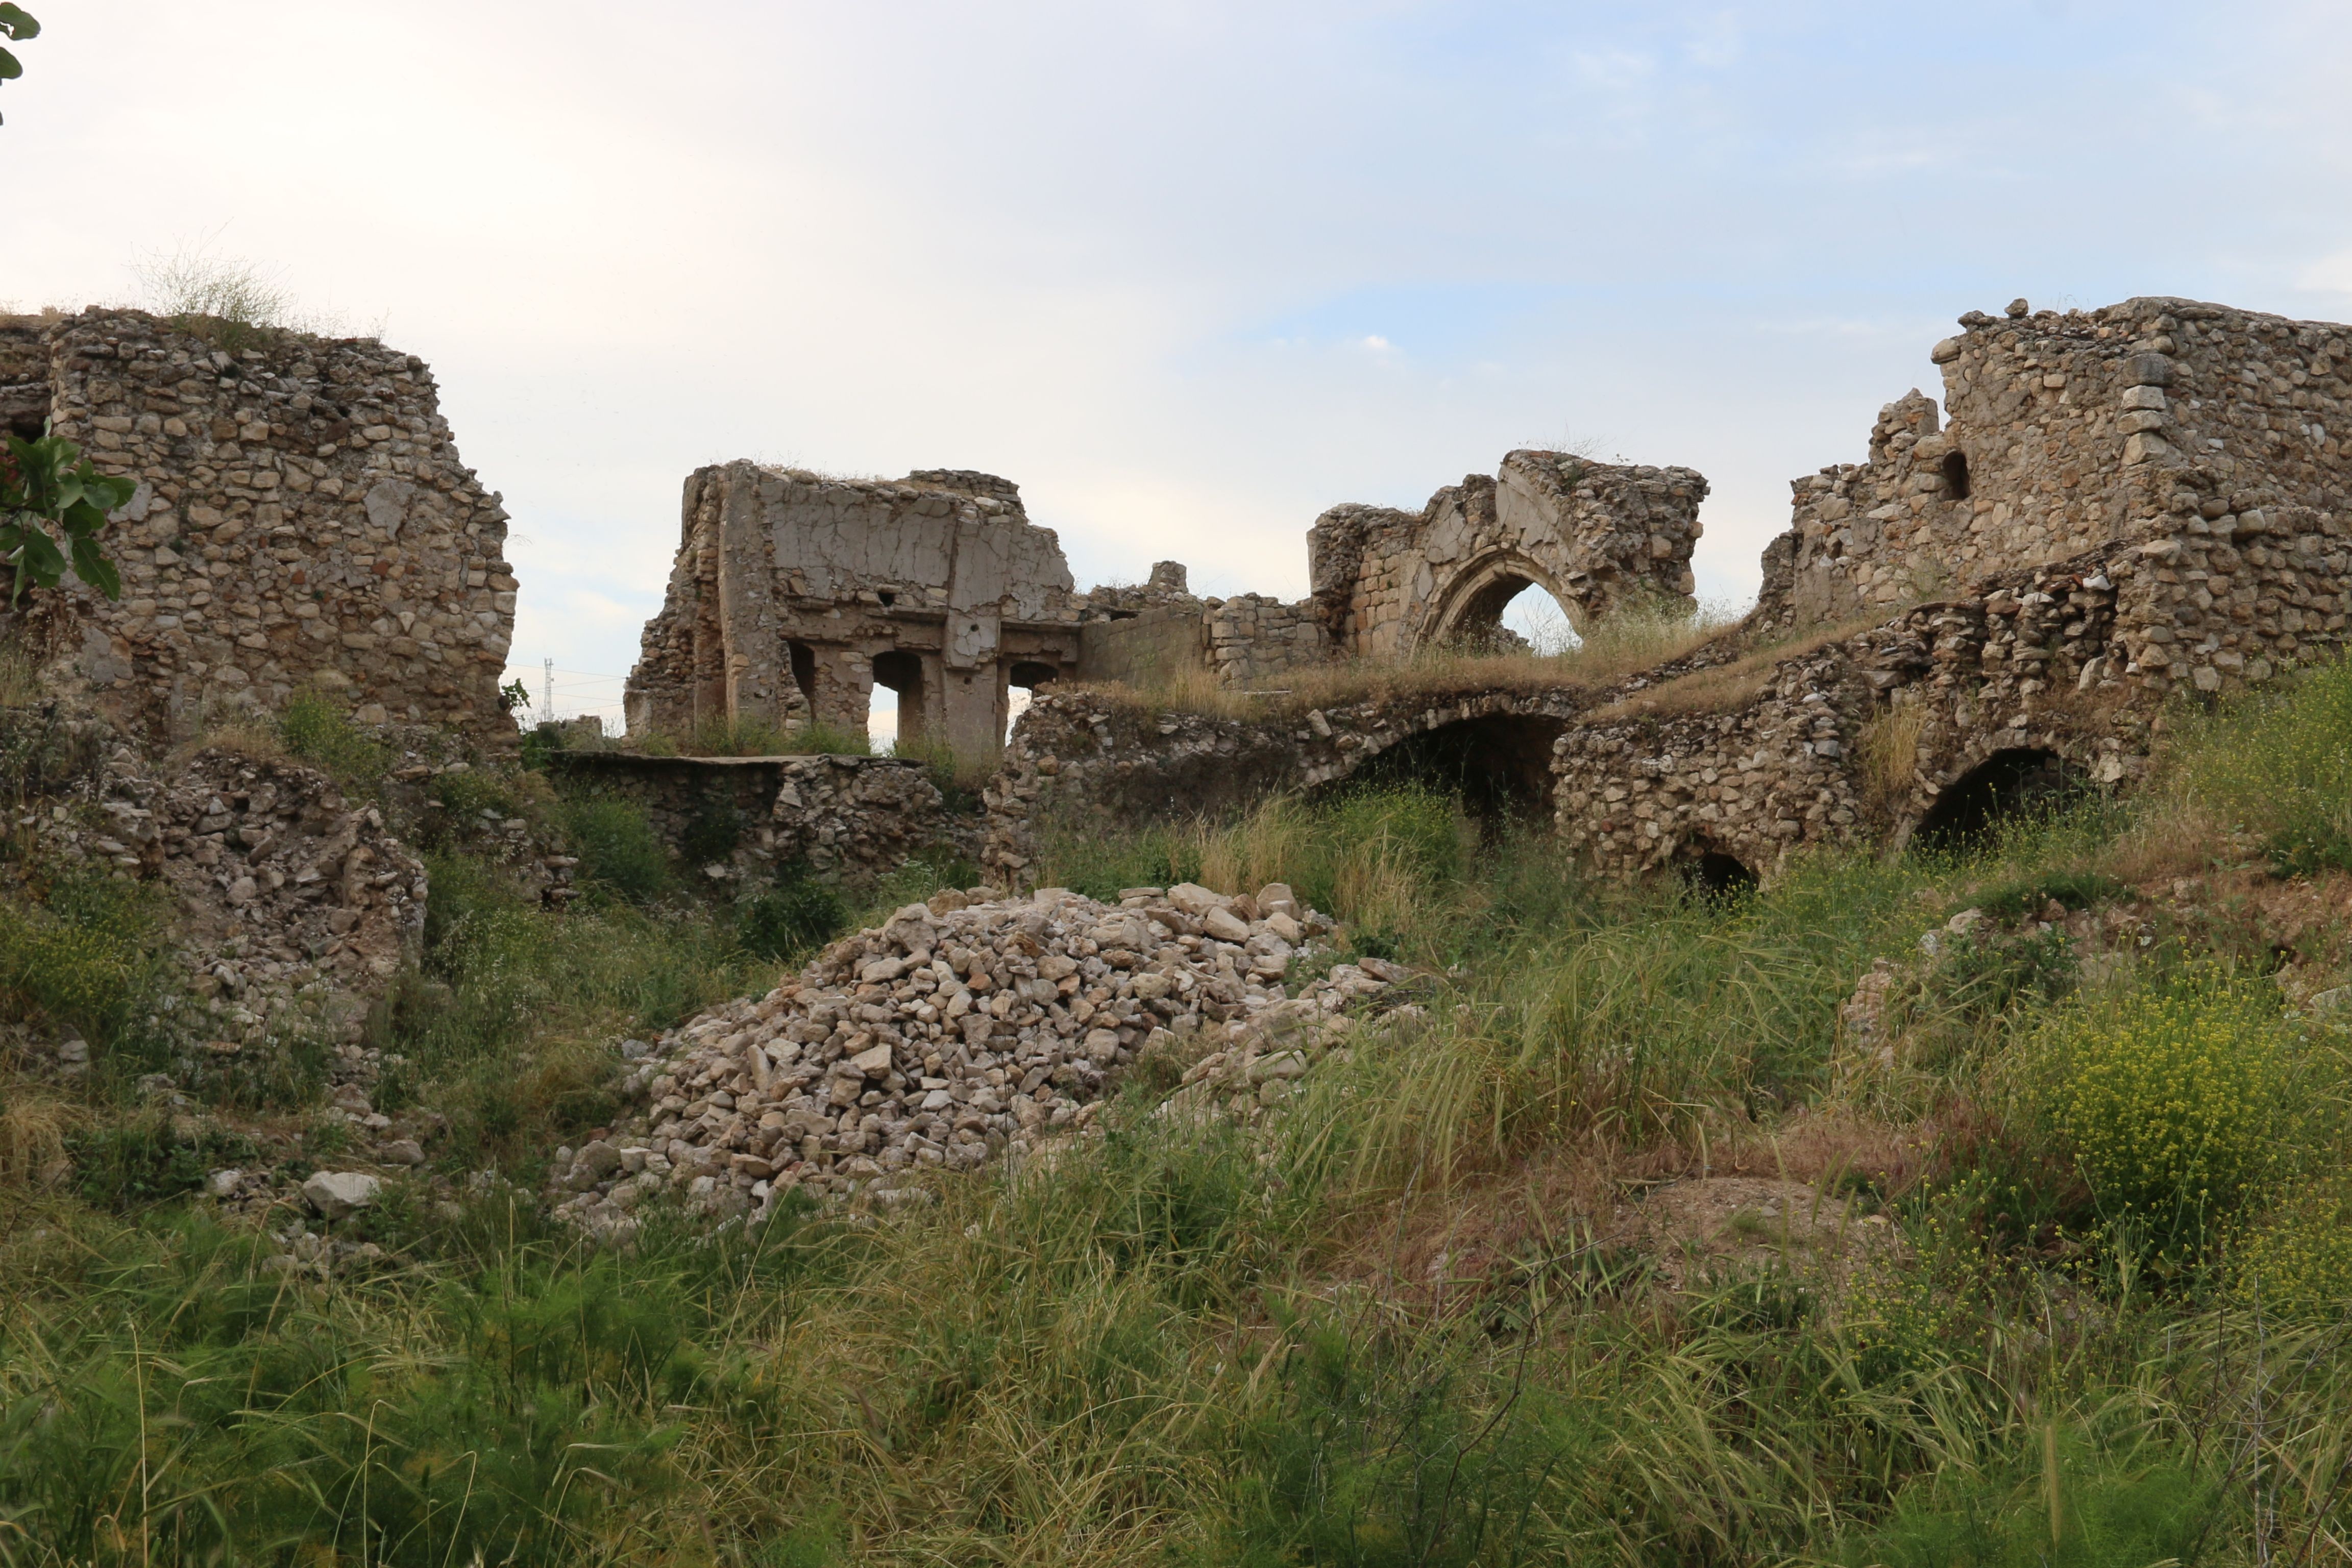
[626,462,1111,757]
[1202,594,1330,687]
[982,685,1588,883]
[1755,297,2352,705]
[1309,454,1707,657]
[1,309,516,736]
[548,751,966,886]
[1557,549,2153,878]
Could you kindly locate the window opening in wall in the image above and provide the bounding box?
[866,682,898,750]
[1500,581,1582,654]
[1941,450,1971,501]
[1443,571,1581,655]
[878,590,896,607]
[872,648,925,752]
[1004,660,1057,746]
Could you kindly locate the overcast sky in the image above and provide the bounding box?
[9,2,2352,729]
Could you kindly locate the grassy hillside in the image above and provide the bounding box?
[7,666,2352,1564]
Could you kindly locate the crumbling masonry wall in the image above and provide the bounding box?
[1,309,517,735]
[1754,297,2352,700]
[625,462,1210,756]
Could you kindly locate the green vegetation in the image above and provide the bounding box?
[275,690,391,793]
[14,659,2352,1562]
[0,7,39,129]
[0,429,132,606]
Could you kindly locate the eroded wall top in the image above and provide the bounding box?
[1756,296,2352,635]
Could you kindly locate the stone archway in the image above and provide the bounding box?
[1419,550,1583,654]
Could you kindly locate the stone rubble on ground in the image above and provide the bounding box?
[545,883,1407,1243]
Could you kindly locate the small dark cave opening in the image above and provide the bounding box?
[1677,847,1759,900]
[1319,714,1569,830]
[1912,747,2084,852]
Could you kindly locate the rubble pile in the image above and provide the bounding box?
[547,881,1404,1238]
[27,745,426,1045]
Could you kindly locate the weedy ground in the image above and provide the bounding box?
[6,661,2352,1564]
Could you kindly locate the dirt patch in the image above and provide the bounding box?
[1630,1175,1901,1291]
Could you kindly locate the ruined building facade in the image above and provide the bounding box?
[623,451,1705,754]
[2,309,517,734]
[976,295,2352,886]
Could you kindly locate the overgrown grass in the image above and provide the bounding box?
[20,666,2352,1561]
[379,850,773,1164]
[2179,647,2352,874]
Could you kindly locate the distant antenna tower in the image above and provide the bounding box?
[541,657,554,725]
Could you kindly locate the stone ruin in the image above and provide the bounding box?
[621,451,1707,754]
[1,309,518,737]
[972,295,2352,887]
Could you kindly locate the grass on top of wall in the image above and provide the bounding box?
[1064,597,1750,725]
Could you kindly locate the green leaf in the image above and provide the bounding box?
[0,5,39,39]
[71,534,121,600]
[61,498,111,535]
[82,469,135,511]
[13,527,65,588]
[0,46,18,81]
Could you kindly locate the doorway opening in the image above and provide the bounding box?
[872,649,925,751]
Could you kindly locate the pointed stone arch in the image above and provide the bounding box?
[1418,549,1583,654]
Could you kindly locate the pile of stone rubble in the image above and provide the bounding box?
[547,881,1406,1240]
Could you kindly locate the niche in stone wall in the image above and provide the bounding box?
[1912,747,2081,852]
[787,640,818,712]
[1940,450,1971,501]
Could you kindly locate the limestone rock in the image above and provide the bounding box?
[302,1170,382,1219]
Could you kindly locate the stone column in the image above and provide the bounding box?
[716,475,783,726]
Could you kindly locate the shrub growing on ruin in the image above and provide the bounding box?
[0,430,131,606]
[276,690,390,793]
[733,869,843,961]
[0,862,168,1054]
[555,795,672,903]
[2233,1189,2352,1319]
[2025,975,2304,1255]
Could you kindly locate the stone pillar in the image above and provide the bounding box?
[716,479,784,726]
[940,665,1007,761]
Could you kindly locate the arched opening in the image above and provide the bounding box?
[1940,450,1971,501]
[1913,748,2081,852]
[1428,556,1582,656]
[1676,845,1758,901]
[872,649,924,750]
[1500,582,1583,655]
[1319,713,1567,828]
[1003,660,1057,746]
